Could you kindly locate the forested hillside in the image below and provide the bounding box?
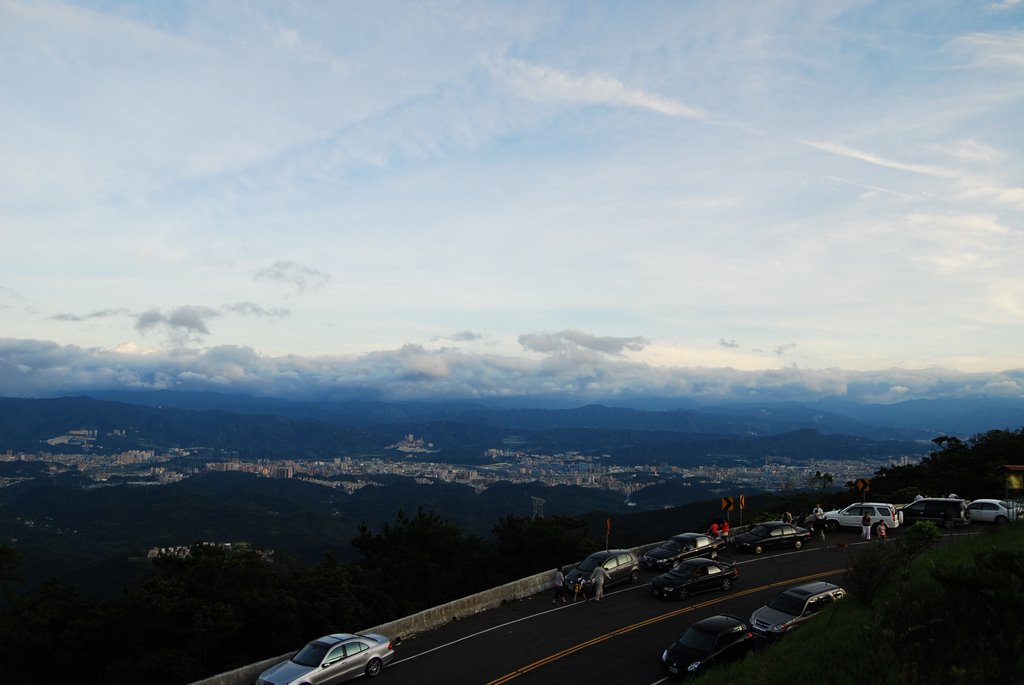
[1,428,1020,683]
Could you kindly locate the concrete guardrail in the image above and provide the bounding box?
[189,532,752,685]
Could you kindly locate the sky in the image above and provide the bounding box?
[2,0,1023,404]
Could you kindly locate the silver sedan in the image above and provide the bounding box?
[257,632,396,685]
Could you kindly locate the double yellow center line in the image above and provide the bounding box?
[485,567,847,685]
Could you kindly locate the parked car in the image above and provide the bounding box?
[966,498,1019,525]
[641,533,726,570]
[648,558,738,600]
[564,549,640,597]
[660,614,757,679]
[900,497,971,529]
[749,581,846,640]
[257,632,396,685]
[822,502,901,533]
[733,521,812,555]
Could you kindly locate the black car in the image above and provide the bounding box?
[648,558,738,600]
[641,533,726,571]
[564,549,640,597]
[900,498,971,529]
[733,521,812,555]
[660,614,757,679]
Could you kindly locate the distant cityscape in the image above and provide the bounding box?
[1,428,921,498]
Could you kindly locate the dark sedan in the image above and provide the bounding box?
[648,558,738,600]
[660,614,757,679]
[641,533,726,571]
[733,521,811,555]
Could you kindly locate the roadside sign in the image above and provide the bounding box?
[739,494,746,509]
[721,496,734,511]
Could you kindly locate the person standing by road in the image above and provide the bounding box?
[813,503,826,541]
[861,512,872,540]
[721,519,730,544]
[709,520,720,538]
[590,565,611,602]
[552,568,566,604]
[877,520,887,544]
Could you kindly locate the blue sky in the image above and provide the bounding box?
[1,0,1023,403]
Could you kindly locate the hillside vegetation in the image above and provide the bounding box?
[0,427,1020,684]
[699,522,1024,685]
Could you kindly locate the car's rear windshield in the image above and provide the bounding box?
[292,642,330,667]
[577,556,601,572]
[678,627,716,652]
[750,524,770,536]
[767,592,806,616]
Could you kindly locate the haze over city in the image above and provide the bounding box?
[2,0,1023,403]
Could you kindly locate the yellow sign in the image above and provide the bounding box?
[856,478,871,492]
[739,494,746,509]
[721,496,734,511]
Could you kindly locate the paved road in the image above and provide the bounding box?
[376,528,880,683]
[379,528,898,684]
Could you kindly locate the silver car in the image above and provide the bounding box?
[966,498,1020,525]
[750,581,846,640]
[257,632,396,684]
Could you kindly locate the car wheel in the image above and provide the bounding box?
[630,569,640,583]
[753,544,764,555]
[944,518,954,529]
[794,540,803,550]
[996,516,1008,525]
[678,587,689,600]
[826,520,839,532]
[711,550,718,560]
[721,577,732,591]
[365,657,383,678]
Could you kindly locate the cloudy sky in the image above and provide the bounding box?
[2,0,1023,404]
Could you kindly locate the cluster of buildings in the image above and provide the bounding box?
[1,431,915,497]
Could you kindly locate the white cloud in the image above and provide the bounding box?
[1,2,1022,398]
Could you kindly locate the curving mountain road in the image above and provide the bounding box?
[378,527,953,684]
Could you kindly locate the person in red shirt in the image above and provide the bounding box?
[709,521,720,538]
[721,519,730,544]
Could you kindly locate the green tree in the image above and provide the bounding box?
[352,508,499,612]
[492,514,593,578]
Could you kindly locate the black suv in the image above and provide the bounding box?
[900,498,971,529]
[565,549,640,596]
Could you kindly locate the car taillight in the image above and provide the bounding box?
[387,641,394,651]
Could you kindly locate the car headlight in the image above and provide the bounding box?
[662,649,669,662]
[770,624,787,633]
[687,661,702,672]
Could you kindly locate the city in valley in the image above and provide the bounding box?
[0,428,920,500]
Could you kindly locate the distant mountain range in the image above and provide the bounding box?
[2,391,1022,465]
[0,392,969,465]
[2,390,1022,599]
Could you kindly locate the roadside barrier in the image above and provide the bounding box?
[189,532,751,685]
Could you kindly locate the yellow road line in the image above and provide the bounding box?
[485,567,847,685]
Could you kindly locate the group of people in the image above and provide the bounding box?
[551,565,612,604]
[860,512,887,542]
[707,519,730,541]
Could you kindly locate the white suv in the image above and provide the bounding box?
[822,502,901,533]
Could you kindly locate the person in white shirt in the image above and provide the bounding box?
[590,565,611,601]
